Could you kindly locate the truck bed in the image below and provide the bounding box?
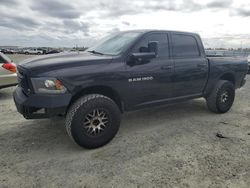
[204,56,248,95]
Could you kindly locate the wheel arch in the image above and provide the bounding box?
[69,85,124,112]
[219,73,235,85]
[204,72,236,97]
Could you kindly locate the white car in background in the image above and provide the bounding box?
[23,48,43,55]
[0,52,17,89]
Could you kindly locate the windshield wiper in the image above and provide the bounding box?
[87,50,104,55]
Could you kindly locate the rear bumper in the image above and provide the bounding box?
[13,86,72,119]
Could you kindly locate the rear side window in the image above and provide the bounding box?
[133,33,169,58]
[0,56,5,64]
[172,34,200,58]
[0,52,10,64]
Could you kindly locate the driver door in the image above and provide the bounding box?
[125,32,174,109]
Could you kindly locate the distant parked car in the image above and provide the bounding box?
[23,48,43,55]
[46,50,60,54]
[0,49,15,54]
[11,49,22,54]
[0,52,17,89]
[0,49,6,53]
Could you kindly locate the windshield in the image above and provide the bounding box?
[88,32,142,56]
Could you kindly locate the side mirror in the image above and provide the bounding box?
[127,41,158,66]
[148,41,158,55]
[128,52,156,66]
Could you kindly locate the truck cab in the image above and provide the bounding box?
[123,31,208,108]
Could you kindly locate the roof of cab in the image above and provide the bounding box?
[120,29,199,36]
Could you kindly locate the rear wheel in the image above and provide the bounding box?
[206,80,235,113]
[65,94,121,149]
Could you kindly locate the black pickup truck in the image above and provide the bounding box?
[13,30,248,148]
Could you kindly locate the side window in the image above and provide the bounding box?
[0,55,5,64]
[172,34,200,58]
[133,33,169,58]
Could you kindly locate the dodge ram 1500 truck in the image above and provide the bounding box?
[13,30,248,149]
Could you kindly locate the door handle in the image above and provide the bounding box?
[161,65,173,70]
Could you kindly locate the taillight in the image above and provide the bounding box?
[2,62,16,73]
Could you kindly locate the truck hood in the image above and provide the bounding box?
[19,52,113,73]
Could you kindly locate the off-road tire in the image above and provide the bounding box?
[65,94,121,149]
[206,80,235,113]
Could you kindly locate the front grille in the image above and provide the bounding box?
[17,67,30,95]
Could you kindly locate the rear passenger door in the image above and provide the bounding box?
[171,33,208,97]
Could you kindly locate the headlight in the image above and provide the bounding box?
[31,78,67,94]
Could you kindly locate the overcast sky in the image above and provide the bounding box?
[0,0,250,48]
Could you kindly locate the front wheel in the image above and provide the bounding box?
[65,94,121,149]
[206,80,235,113]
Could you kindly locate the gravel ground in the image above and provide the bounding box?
[0,55,250,187]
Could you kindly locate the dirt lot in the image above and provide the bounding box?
[0,55,250,187]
